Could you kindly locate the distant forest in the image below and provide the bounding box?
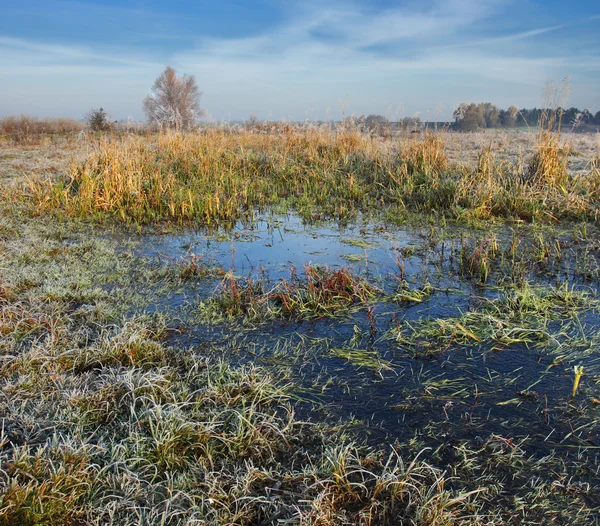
[354,104,600,134]
[452,102,600,131]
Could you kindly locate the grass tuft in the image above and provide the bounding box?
[205,265,379,321]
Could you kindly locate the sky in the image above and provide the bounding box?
[0,0,599,121]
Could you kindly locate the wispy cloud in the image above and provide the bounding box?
[0,36,160,68]
[0,0,598,120]
[170,0,590,117]
[437,25,564,50]
[183,0,509,61]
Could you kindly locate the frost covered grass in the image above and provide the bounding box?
[2,130,600,525]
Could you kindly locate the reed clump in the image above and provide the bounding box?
[526,81,572,190]
[207,274,266,318]
[270,265,377,318]
[402,131,448,176]
[459,235,499,283]
[456,146,515,219]
[527,130,571,189]
[393,131,459,212]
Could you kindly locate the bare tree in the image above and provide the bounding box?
[143,66,204,130]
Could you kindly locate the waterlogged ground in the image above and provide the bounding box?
[3,134,600,524]
[120,213,600,460]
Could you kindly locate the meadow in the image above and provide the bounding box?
[1,121,600,525]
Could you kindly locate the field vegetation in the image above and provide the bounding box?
[1,114,600,525]
[20,122,600,226]
[0,115,84,144]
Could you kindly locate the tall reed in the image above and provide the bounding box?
[26,123,599,224]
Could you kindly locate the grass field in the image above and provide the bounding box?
[17,126,599,225]
[1,125,600,525]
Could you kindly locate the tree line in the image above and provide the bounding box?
[453,102,600,131]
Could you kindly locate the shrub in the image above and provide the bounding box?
[85,108,112,132]
[0,115,84,144]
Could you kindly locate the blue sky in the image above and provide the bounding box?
[1,0,599,121]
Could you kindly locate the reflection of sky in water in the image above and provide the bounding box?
[116,213,600,453]
[132,213,416,281]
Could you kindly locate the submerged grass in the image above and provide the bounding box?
[394,281,434,304]
[395,281,596,354]
[329,346,396,372]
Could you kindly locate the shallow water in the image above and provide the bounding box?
[129,213,417,281]
[118,213,600,461]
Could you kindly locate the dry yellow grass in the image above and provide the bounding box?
[6,125,599,224]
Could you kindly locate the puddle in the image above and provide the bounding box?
[124,214,416,281]
[115,213,600,461]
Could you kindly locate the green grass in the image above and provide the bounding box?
[395,281,596,354]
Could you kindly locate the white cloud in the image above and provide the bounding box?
[0,36,160,67]
[0,0,598,120]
